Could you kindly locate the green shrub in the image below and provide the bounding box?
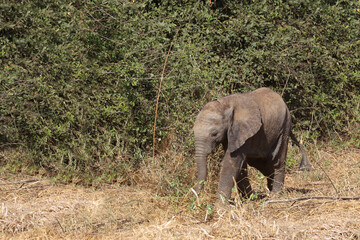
[1,0,359,181]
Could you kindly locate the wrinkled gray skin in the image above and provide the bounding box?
[193,88,312,200]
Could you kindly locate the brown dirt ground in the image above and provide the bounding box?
[1,148,360,239]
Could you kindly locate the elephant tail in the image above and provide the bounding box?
[290,131,312,171]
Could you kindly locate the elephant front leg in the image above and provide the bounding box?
[217,151,247,201]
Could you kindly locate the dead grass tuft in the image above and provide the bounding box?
[1,147,360,239]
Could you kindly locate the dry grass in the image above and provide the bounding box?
[1,147,360,239]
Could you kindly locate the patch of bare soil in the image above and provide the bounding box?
[1,148,360,239]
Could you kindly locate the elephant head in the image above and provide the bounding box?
[193,95,262,191]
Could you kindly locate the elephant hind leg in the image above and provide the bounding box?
[271,138,288,193]
[254,159,284,193]
[248,157,275,192]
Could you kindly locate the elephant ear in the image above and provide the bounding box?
[227,98,262,153]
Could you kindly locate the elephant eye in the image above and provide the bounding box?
[211,132,218,137]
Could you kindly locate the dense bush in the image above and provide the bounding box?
[1,0,359,181]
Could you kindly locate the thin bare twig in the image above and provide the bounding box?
[263,196,360,204]
[0,179,40,186]
[0,143,24,148]
[55,217,66,233]
[118,169,140,184]
[152,29,180,170]
[314,147,340,197]
[281,65,291,97]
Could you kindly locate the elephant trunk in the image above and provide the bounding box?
[194,141,211,193]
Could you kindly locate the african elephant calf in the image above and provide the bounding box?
[193,87,311,200]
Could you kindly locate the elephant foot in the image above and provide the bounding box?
[214,199,234,213]
[214,193,236,209]
[269,178,284,193]
[299,163,312,171]
[271,184,284,193]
